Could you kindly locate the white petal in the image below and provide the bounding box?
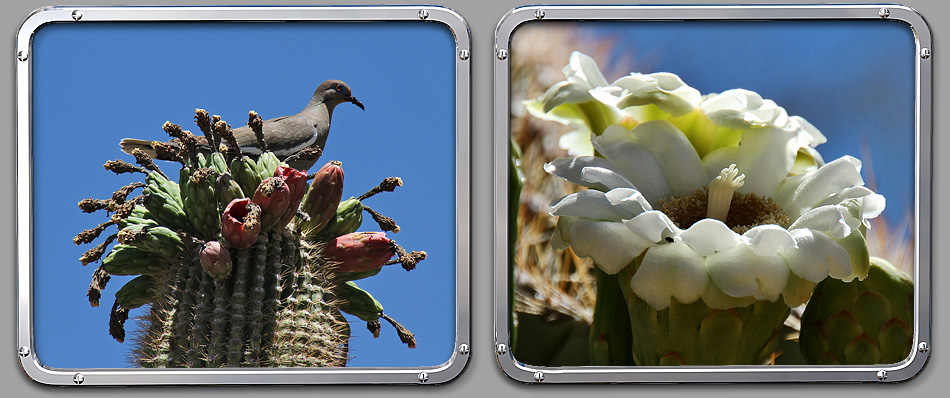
[628,120,708,194]
[604,188,653,216]
[630,242,708,310]
[544,156,630,191]
[609,73,702,116]
[624,211,682,242]
[816,186,886,226]
[680,218,739,256]
[557,129,595,157]
[580,167,637,191]
[702,146,740,181]
[789,205,860,239]
[735,126,799,197]
[550,216,576,250]
[743,225,797,256]
[540,81,595,113]
[550,190,634,221]
[701,89,788,130]
[591,133,673,203]
[787,155,864,214]
[570,220,653,274]
[779,229,851,281]
[789,116,826,147]
[565,51,609,89]
[706,244,766,298]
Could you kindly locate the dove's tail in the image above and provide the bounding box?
[119,138,159,158]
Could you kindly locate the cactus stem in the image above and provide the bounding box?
[74,220,115,245]
[357,177,403,201]
[361,205,400,233]
[80,233,117,266]
[104,159,148,175]
[87,264,112,307]
[284,147,323,169]
[109,301,130,343]
[380,313,416,349]
[385,241,426,271]
[78,198,112,213]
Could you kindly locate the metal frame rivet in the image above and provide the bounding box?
[918,341,930,353]
[534,371,544,383]
[72,10,83,21]
[16,51,28,62]
[879,8,890,19]
[418,9,429,20]
[497,49,508,61]
[495,343,508,355]
[73,373,85,384]
[877,369,887,381]
[534,9,545,20]
[18,346,30,357]
[418,372,429,383]
[459,49,470,61]
[920,48,931,59]
[458,344,470,355]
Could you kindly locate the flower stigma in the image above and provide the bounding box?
[707,164,745,222]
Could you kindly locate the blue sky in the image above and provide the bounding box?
[31,22,457,369]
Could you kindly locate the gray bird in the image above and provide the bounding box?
[120,79,364,171]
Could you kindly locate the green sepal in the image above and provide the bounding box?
[317,198,363,239]
[114,275,156,309]
[102,244,167,276]
[338,281,384,322]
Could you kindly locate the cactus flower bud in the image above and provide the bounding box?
[222,198,261,249]
[273,166,309,226]
[302,161,344,233]
[252,177,292,231]
[199,241,232,280]
[324,231,395,273]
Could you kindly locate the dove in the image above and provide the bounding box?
[120,79,364,171]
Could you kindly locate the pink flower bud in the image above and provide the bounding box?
[222,198,261,249]
[302,161,344,232]
[273,166,309,227]
[199,241,232,280]
[324,231,394,273]
[252,177,292,231]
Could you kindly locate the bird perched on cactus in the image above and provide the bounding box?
[119,80,365,171]
[78,108,425,368]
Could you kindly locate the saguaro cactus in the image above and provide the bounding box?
[77,110,425,367]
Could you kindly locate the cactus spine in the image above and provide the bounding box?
[78,110,425,367]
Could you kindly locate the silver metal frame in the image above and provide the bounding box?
[493,4,932,383]
[16,5,471,385]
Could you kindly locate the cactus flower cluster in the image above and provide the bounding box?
[75,109,426,367]
[525,51,913,366]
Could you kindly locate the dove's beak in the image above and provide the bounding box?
[348,96,365,111]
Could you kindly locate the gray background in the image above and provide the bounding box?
[3,0,946,394]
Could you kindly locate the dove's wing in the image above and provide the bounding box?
[229,114,318,157]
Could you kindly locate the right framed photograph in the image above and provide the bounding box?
[494,4,931,383]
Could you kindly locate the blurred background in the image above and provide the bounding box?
[30,21,458,369]
[509,20,916,366]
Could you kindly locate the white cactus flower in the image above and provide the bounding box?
[546,117,885,311]
[523,52,826,167]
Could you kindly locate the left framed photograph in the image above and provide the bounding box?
[16,6,470,385]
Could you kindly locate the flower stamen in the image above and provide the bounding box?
[707,164,745,222]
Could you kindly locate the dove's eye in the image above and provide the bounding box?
[334,84,343,92]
